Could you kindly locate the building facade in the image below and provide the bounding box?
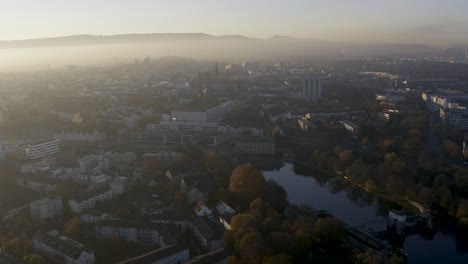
[24,139,60,160]
[303,77,322,99]
[33,231,95,264]
[30,196,63,221]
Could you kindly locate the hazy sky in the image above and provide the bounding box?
[2,0,468,45]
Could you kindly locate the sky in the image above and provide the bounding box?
[1,0,468,45]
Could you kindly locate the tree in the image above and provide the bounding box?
[63,216,81,236]
[223,230,236,248]
[339,150,353,165]
[454,169,468,195]
[224,256,239,264]
[229,163,265,201]
[315,218,343,242]
[457,199,468,219]
[230,213,256,232]
[204,151,227,172]
[262,180,288,212]
[24,254,47,264]
[442,140,460,160]
[4,238,22,256]
[237,231,264,263]
[263,255,293,264]
[365,179,377,193]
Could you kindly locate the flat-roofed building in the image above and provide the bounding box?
[24,139,60,160]
[33,231,95,264]
[30,196,63,221]
[68,186,112,213]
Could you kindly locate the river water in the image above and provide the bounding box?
[262,163,468,264]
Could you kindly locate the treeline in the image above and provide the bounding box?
[302,109,468,233]
[221,163,354,264]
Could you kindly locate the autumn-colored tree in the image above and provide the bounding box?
[262,254,293,264]
[224,256,239,264]
[457,199,468,219]
[229,163,265,201]
[339,150,353,165]
[204,151,227,172]
[230,213,257,232]
[237,231,265,263]
[63,216,81,236]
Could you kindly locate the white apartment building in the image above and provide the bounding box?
[16,177,57,193]
[171,101,234,123]
[119,244,190,264]
[110,177,129,195]
[54,130,106,143]
[95,221,164,245]
[30,196,63,221]
[144,152,183,167]
[21,159,51,174]
[24,139,60,160]
[68,187,113,213]
[235,137,275,155]
[78,155,109,172]
[303,77,322,99]
[440,107,468,129]
[33,231,95,264]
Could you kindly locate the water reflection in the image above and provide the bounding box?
[262,162,468,264]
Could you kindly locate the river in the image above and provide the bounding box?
[262,163,468,264]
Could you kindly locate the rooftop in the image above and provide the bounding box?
[72,185,112,203]
[118,244,189,264]
[33,231,94,260]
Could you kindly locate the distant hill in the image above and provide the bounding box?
[0,33,436,58]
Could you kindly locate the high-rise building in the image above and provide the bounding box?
[303,77,322,99]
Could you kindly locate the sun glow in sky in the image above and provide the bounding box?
[1,0,468,45]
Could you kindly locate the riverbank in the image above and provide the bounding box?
[292,159,424,215]
[262,163,468,264]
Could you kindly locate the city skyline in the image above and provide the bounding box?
[2,0,468,46]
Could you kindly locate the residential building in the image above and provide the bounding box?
[78,155,109,172]
[110,177,129,195]
[118,244,190,264]
[30,196,63,221]
[194,203,213,217]
[189,217,222,251]
[80,209,118,223]
[235,137,275,155]
[143,152,183,168]
[54,130,106,143]
[24,139,60,160]
[33,231,95,264]
[303,77,322,99]
[16,177,57,193]
[340,121,360,136]
[21,159,52,174]
[68,186,113,213]
[95,221,171,246]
